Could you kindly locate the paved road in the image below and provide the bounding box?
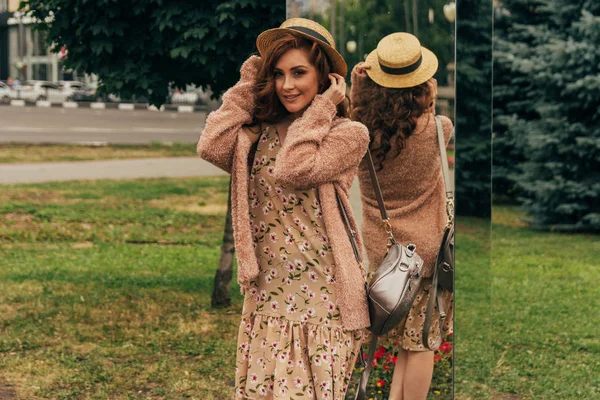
[0,106,206,144]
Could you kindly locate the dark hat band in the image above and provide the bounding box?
[287,26,332,46]
[380,54,423,75]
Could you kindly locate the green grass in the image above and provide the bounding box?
[490,206,600,399]
[0,142,197,164]
[0,177,235,399]
[1,177,597,399]
[454,216,492,400]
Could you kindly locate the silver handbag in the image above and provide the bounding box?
[339,150,423,400]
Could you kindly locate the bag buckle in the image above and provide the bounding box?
[446,199,454,225]
[383,218,395,244]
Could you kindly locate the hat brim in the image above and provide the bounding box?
[256,28,348,78]
[364,46,438,89]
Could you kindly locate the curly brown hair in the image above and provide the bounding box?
[351,75,432,171]
[252,33,349,124]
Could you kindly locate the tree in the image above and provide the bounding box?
[492,0,552,201]
[22,0,286,306]
[454,0,492,217]
[23,0,285,105]
[512,0,600,231]
[340,0,453,86]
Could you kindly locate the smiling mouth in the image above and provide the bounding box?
[283,94,300,101]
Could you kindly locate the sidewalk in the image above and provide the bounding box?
[0,157,225,184]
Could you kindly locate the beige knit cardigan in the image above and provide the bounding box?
[350,65,453,278]
[197,56,371,331]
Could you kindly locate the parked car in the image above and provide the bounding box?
[170,86,210,105]
[0,81,11,103]
[59,80,87,100]
[9,80,67,102]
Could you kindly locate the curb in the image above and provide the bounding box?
[1,100,207,113]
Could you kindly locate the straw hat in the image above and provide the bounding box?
[256,18,348,77]
[364,32,438,88]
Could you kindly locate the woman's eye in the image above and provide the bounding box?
[273,71,283,78]
[294,70,306,76]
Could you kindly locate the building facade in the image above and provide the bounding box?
[0,0,73,82]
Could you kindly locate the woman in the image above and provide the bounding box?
[350,33,454,400]
[197,18,370,400]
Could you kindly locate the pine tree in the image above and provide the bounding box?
[515,0,600,231]
[492,0,551,200]
[455,0,493,216]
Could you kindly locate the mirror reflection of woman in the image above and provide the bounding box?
[350,33,454,400]
[197,18,371,400]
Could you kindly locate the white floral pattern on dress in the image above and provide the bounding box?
[235,125,363,399]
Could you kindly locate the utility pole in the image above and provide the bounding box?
[412,0,419,37]
[330,0,336,45]
[404,0,411,33]
[338,1,345,58]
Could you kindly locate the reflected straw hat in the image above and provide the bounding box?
[364,32,438,88]
[256,18,348,77]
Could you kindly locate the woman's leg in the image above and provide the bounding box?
[387,348,408,400]
[388,349,435,400]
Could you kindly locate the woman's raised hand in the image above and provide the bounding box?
[322,73,347,105]
[240,55,262,81]
[354,62,371,76]
[426,77,438,114]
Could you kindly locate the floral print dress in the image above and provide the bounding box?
[234,125,363,400]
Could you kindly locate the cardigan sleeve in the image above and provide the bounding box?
[197,55,261,173]
[350,62,369,105]
[273,94,370,189]
[439,115,454,147]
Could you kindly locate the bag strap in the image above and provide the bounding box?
[434,116,454,226]
[336,193,362,265]
[365,149,397,244]
[423,256,447,351]
[355,335,379,400]
[423,116,453,351]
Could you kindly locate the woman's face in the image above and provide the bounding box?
[273,48,319,119]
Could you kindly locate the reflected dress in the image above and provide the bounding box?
[234,125,363,400]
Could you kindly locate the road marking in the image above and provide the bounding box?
[0,126,48,132]
[36,101,52,108]
[63,102,79,108]
[69,127,123,133]
[10,100,25,107]
[132,127,185,133]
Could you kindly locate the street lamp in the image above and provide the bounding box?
[346,40,357,54]
[443,2,456,23]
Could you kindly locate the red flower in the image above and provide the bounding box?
[391,355,398,365]
[383,364,390,371]
[374,346,386,360]
[376,380,386,387]
[439,343,452,353]
[434,355,442,362]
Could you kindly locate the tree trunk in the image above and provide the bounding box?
[211,183,235,308]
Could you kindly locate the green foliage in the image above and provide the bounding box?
[506,0,600,231]
[336,0,453,85]
[455,0,492,217]
[493,0,552,200]
[21,0,285,106]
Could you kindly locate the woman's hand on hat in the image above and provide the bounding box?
[354,62,371,76]
[426,77,437,114]
[240,55,263,81]
[322,73,346,106]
